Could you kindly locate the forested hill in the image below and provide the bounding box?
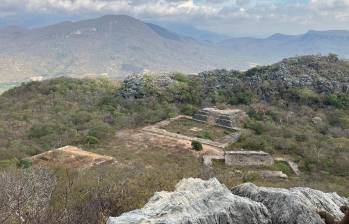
[0,54,349,223]
[0,55,348,177]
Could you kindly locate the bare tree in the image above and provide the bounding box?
[0,167,56,224]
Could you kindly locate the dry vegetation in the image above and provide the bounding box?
[161,117,234,142]
[0,55,348,223]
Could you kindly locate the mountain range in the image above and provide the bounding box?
[1,15,349,82]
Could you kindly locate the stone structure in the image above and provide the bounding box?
[29,146,116,169]
[202,155,225,166]
[275,157,301,176]
[248,170,288,180]
[224,150,274,167]
[193,107,246,129]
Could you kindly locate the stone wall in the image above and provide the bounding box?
[224,151,274,167]
[193,107,246,129]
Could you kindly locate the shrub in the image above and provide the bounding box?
[289,88,322,105]
[16,159,32,169]
[87,121,114,140]
[191,140,203,151]
[173,73,189,83]
[180,104,197,116]
[28,123,56,139]
[325,94,349,108]
[229,90,252,105]
[245,120,265,135]
[86,135,100,145]
[274,161,292,176]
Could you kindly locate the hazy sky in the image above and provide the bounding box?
[1,0,349,37]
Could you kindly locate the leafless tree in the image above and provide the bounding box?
[0,167,56,224]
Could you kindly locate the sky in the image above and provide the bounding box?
[1,0,349,37]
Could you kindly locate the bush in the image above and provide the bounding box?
[86,135,100,145]
[191,140,203,151]
[16,159,32,169]
[289,88,322,105]
[325,94,349,108]
[87,121,114,140]
[245,120,265,135]
[28,123,56,139]
[228,90,252,105]
[180,104,197,116]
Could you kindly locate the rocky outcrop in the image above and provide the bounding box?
[199,55,349,97]
[108,178,349,224]
[107,178,271,224]
[244,56,349,94]
[118,73,176,98]
[232,183,349,224]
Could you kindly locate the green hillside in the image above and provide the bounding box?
[0,55,348,223]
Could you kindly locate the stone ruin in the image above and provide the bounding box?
[193,107,246,129]
[224,151,274,167]
[203,150,274,168]
[29,146,116,169]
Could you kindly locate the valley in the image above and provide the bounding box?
[2,15,349,83]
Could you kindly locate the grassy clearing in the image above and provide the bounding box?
[161,118,234,141]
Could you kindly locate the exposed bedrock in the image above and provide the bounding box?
[108,178,349,224]
[107,178,271,224]
[231,183,349,224]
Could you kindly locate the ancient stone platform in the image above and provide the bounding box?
[29,146,116,169]
[193,107,246,129]
[225,150,274,167]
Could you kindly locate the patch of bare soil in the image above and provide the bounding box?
[29,146,116,169]
[115,129,224,158]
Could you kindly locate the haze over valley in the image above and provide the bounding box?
[1,15,349,83]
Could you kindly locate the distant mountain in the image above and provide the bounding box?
[0,15,240,82]
[149,21,231,43]
[218,30,349,67]
[1,15,349,82]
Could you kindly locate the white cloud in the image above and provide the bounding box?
[0,0,218,17]
[1,0,349,36]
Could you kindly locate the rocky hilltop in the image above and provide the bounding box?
[118,55,349,100]
[108,178,349,224]
[199,55,349,96]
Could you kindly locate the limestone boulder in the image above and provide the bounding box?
[231,183,349,224]
[108,178,271,224]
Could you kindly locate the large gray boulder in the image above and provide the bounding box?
[118,73,176,98]
[107,178,271,224]
[231,183,349,224]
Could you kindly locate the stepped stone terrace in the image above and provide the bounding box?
[193,107,246,129]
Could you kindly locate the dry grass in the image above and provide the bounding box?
[161,117,234,142]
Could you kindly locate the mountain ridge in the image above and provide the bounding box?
[1,15,349,82]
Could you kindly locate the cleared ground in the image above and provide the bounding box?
[30,146,116,169]
[160,117,234,142]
